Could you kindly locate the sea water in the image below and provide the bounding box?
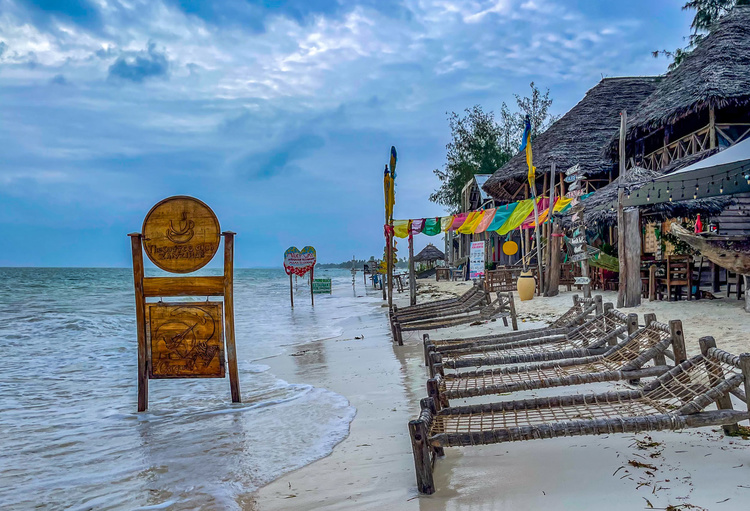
[0,267,379,510]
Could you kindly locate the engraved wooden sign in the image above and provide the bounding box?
[130,195,241,412]
[142,196,221,273]
[147,302,225,378]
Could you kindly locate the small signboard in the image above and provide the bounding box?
[284,246,317,277]
[470,241,485,279]
[567,188,586,198]
[312,278,332,294]
[565,164,580,176]
[564,174,579,183]
[568,181,581,192]
[574,277,591,285]
[569,252,589,263]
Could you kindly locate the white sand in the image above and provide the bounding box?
[253,281,750,510]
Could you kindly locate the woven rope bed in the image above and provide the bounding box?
[429,320,683,406]
[422,295,602,366]
[409,340,750,494]
[426,308,634,377]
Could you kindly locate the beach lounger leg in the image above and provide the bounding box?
[508,292,518,331]
[421,397,444,456]
[699,337,740,435]
[409,418,435,494]
[423,334,431,366]
[669,320,687,364]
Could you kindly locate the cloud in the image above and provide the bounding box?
[107,42,169,83]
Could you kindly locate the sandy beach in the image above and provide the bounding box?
[254,280,750,510]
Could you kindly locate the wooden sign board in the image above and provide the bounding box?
[563,174,579,183]
[284,246,317,277]
[571,236,586,246]
[147,302,225,378]
[142,196,221,274]
[567,188,586,198]
[565,164,580,176]
[574,277,591,285]
[130,195,241,412]
[569,252,589,263]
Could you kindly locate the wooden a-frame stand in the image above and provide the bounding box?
[129,231,241,412]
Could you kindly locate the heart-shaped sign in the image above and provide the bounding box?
[284,246,317,276]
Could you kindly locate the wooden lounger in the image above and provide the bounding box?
[391,293,518,345]
[393,282,484,315]
[428,319,685,407]
[392,287,489,324]
[421,295,603,365]
[426,308,636,378]
[409,339,750,494]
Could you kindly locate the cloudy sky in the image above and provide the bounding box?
[0,0,692,267]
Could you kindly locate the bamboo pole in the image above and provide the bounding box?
[544,162,557,295]
[409,230,416,306]
[530,187,544,295]
[289,273,294,308]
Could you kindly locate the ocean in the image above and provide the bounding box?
[0,267,382,510]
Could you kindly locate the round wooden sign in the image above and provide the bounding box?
[142,196,221,274]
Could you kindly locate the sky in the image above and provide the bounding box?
[0,0,693,268]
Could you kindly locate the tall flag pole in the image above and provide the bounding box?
[382,165,391,301]
[519,115,544,294]
[387,146,397,309]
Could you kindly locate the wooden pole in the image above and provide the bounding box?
[310,267,315,307]
[289,273,294,308]
[544,162,557,294]
[546,221,561,297]
[617,110,627,309]
[223,232,241,403]
[129,233,148,412]
[699,336,739,435]
[622,208,642,306]
[409,231,417,306]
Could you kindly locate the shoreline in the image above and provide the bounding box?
[252,280,750,510]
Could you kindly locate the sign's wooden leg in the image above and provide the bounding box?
[223,232,242,403]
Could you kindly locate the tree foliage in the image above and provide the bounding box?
[430,83,557,212]
[653,0,749,69]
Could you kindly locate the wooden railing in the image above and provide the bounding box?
[642,124,750,172]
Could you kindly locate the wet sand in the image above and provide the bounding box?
[253,280,750,510]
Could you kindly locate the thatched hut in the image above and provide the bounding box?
[483,77,660,202]
[414,244,445,266]
[603,5,750,238]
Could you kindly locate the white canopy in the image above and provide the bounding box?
[623,138,750,207]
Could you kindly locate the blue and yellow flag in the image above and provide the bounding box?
[518,116,536,188]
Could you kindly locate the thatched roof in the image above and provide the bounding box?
[562,166,734,227]
[606,6,750,159]
[483,77,659,200]
[414,244,445,262]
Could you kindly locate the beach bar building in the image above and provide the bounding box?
[480,77,660,267]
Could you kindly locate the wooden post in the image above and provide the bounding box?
[544,162,557,294]
[699,336,739,435]
[408,417,434,494]
[709,106,716,149]
[289,273,294,308]
[546,221,561,297]
[669,319,687,364]
[620,208,642,307]
[617,110,627,309]
[223,232,242,403]
[129,233,149,412]
[739,354,750,416]
[711,263,720,293]
[310,267,315,307]
[745,275,750,313]
[409,232,417,306]
[387,233,394,309]
[530,190,544,295]
[649,265,656,301]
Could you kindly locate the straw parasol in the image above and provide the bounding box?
[414,244,446,263]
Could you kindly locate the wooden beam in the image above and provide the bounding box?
[617,110,627,309]
[129,233,149,412]
[223,232,242,403]
[142,276,225,297]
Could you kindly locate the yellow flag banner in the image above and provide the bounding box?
[456,211,483,234]
[393,219,410,238]
[496,199,536,235]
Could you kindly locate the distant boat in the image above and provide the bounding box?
[671,224,750,274]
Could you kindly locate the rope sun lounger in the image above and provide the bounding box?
[391,293,519,345]
[426,308,635,378]
[392,286,490,324]
[393,282,484,315]
[409,340,750,494]
[421,295,602,366]
[428,319,685,407]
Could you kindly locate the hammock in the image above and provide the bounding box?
[430,321,679,406]
[410,345,750,494]
[589,252,620,273]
